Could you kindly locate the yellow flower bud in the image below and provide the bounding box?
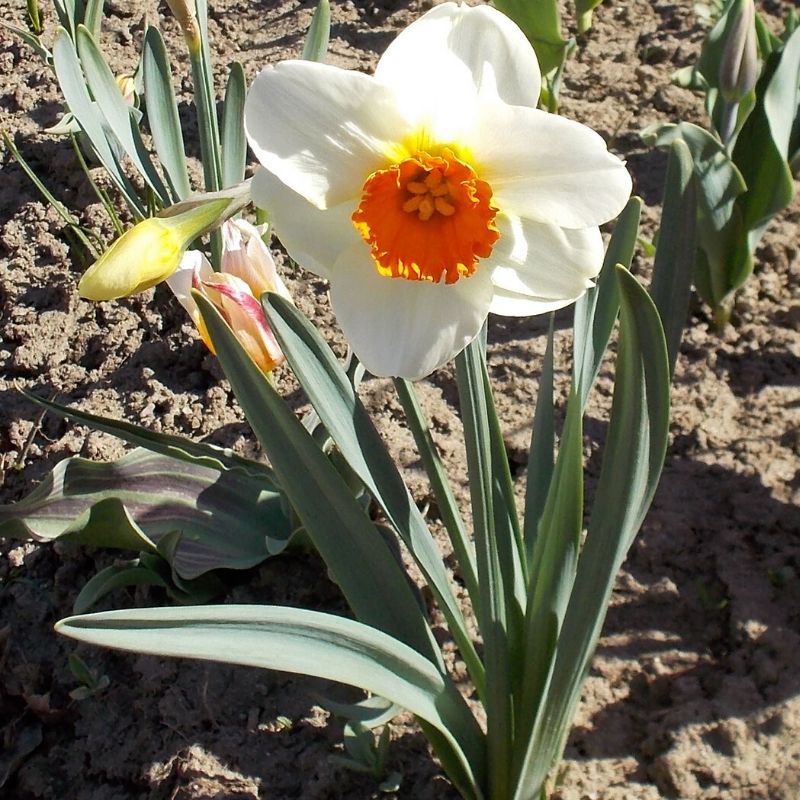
[115,74,136,106]
[78,198,229,302]
[166,0,201,47]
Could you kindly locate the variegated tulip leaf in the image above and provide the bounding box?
[0,448,292,579]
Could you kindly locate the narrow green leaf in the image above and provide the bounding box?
[573,196,642,408]
[19,388,272,482]
[513,390,583,779]
[51,27,145,216]
[732,27,800,251]
[1,131,99,258]
[142,25,191,200]
[393,378,479,604]
[513,266,669,798]
[57,605,486,798]
[83,0,104,37]
[0,448,290,579]
[480,353,526,599]
[73,561,169,614]
[644,121,750,312]
[455,341,512,799]
[302,0,331,62]
[262,294,484,697]
[650,140,697,377]
[522,316,555,566]
[0,22,51,61]
[76,25,170,205]
[196,293,441,665]
[221,61,247,189]
[191,0,223,195]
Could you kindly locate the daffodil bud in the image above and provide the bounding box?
[166,0,201,46]
[167,220,291,374]
[78,198,229,301]
[719,0,758,103]
[115,74,136,106]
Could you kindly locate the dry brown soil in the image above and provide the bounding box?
[1,1,799,798]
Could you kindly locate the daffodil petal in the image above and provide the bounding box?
[251,168,359,280]
[245,61,411,209]
[329,244,494,380]
[473,104,632,229]
[487,215,604,301]
[375,2,541,111]
[489,286,582,317]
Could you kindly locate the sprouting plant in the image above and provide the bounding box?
[644,0,800,326]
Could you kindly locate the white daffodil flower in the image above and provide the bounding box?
[244,2,632,380]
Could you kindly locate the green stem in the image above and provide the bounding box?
[393,378,480,608]
[186,32,223,266]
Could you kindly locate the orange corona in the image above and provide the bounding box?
[352,148,500,284]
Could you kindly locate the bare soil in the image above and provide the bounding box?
[1,1,799,798]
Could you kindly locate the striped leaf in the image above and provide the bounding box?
[0,448,291,579]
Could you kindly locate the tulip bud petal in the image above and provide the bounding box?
[719,0,758,103]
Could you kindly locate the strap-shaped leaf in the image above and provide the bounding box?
[512,266,670,798]
[262,294,484,696]
[0,448,291,579]
[650,140,697,377]
[52,27,144,216]
[221,62,247,189]
[302,0,331,62]
[573,196,641,409]
[143,25,191,200]
[393,378,479,604]
[455,341,513,798]
[514,389,583,762]
[643,121,751,314]
[20,389,273,483]
[733,27,800,250]
[83,0,104,38]
[76,25,170,204]
[56,605,486,798]
[522,315,555,563]
[195,293,441,666]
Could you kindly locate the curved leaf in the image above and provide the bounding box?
[195,293,441,665]
[512,266,670,797]
[57,606,487,799]
[19,388,274,482]
[143,25,191,200]
[262,294,485,697]
[0,448,291,579]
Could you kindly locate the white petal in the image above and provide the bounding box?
[375,2,541,114]
[489,286,582,317]
[487,214,604,302]
[251,168,360,280]
[472,104,632,229]
[329,244,494,380]
[245,61,412,209]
